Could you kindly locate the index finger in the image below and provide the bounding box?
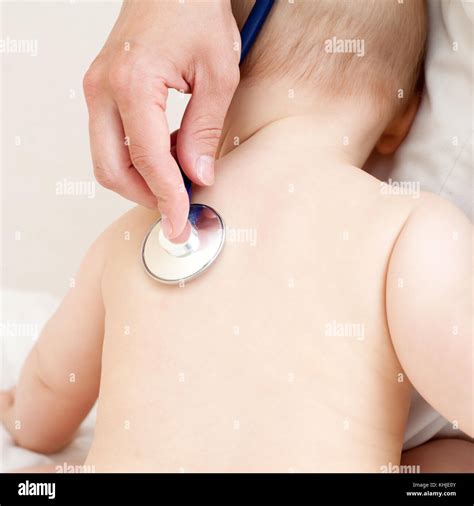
[114,83,190,239]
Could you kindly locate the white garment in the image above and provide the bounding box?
[403,390,471,451]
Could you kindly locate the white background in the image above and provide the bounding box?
[1,0,188,296]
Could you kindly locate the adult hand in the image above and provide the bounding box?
[83,0,240,238]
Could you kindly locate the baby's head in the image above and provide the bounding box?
[231,0,427,155]
[232,0,427,112]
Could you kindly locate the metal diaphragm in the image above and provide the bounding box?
[141,204,225,285]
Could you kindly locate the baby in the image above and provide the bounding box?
[1,0,472,472]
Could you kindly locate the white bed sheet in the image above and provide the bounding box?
[0,291,95,472]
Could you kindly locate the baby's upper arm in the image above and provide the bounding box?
[2,206,158,453]
[0,227,110,453]
[36,205,157,395]
[35,227,108,400]
[386,193,472,436]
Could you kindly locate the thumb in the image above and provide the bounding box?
[176,67,239,186]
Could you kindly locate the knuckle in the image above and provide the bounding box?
[217,62,240,92]
[225,67,240,90]
[158,186,187,213]
[109,56,173,106]
[129,147,177,199]
[108,59,136,98]
[129,147,159,175]
[108,57,165,98]
[93,164,118,191]
[132,154,156,175]
[83,64,104,103]
[155,193,172,210]
[189,118,223,149]
[195,128,222,149]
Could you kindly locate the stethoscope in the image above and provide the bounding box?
[142,0,275,285]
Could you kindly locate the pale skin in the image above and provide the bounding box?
[1,80,472,472]
[83,0,240,239]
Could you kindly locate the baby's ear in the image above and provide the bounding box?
[376,95,421,155]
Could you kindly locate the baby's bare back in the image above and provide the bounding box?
[86,143,417,472]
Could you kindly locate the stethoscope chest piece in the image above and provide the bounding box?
[142,204,225,285]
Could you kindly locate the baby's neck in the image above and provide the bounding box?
[217,81,387,168]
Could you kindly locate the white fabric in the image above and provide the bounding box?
[403,389,472,451]
[0,290,95,472]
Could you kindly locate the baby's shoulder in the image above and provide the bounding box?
[388,191,470,277]
[384,191,472,435]
[84,206,160,277]
[99,205,160,248]
[402,191,470,241]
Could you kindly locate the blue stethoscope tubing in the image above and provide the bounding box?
[183,0,275,199]
[240,0,275,64]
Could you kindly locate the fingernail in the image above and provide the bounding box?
[196,155,215,185]
[161,214,173,239]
